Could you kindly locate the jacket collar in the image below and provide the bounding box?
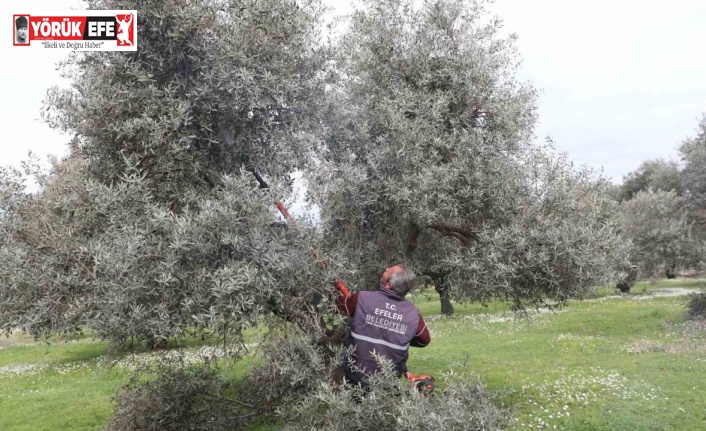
[378,283,404,300]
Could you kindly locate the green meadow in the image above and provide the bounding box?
[1,280,705,431]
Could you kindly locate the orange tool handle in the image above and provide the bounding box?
[275,199,295,225]
[333,279,350,297]
[333,279,351,296]
[249,168,352,296]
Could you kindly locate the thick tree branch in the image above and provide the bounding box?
[422,270,447,279]
[426,223,476,247]
[405,222,422,258]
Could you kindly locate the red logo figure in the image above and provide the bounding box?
[115,13,133,46]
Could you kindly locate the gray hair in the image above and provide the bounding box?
[389,265,415,296]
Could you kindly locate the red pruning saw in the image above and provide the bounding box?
[406,372,436,397]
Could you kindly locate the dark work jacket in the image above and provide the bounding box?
[345,286,421,379]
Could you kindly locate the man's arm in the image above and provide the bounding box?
[336,291,359,317]
[410,314,430,347]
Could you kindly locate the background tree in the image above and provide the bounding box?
[619,158,682,202]
[309,0,627,314]
[678,115,706,237]
[619,189,701,279]
[0,165,27,240]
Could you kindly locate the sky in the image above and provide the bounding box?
[1,0,705,185]
[490,0,706,181]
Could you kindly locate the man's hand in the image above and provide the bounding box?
[333,279,349,296]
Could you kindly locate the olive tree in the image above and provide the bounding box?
[309,0,627,314]
[619,158,682,202]
[0,166,26,239]
[619,189,701,279]
[679,115,706,237]
[1,0,330,345]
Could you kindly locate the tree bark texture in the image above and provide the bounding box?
[434,277,454,316]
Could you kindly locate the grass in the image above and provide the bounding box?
[1,280,705,430]
[409,281,706,430]
[0,334,121,431]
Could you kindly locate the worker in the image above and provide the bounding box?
[336,263,431,387]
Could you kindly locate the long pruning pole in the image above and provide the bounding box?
[247,167,350,296]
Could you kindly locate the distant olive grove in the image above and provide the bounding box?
[615,117,706,280]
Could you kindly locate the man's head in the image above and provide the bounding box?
[381,264,415,297]
[15,16,28,42]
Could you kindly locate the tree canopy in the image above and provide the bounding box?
[679,116,706,234]
[619,158,682,202]
[619,189,701,278]
[1,0,331,345]
[309,0,627,313]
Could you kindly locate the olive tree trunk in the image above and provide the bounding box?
[434,278,454,316]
